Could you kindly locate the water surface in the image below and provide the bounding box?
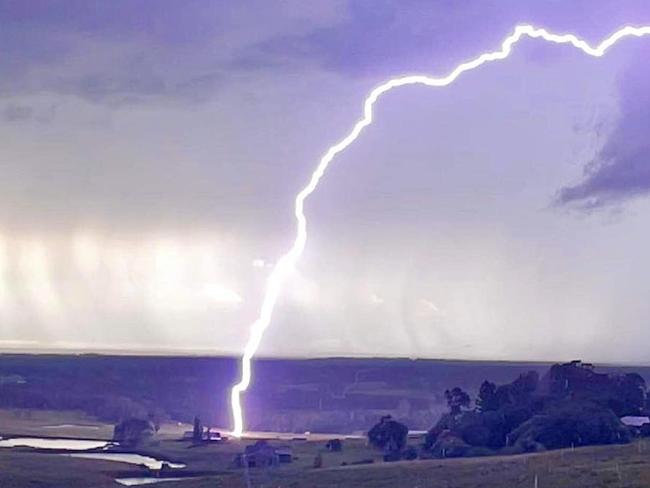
[0,437,110,450]
[69,452,186,470]
[115,478,190,486]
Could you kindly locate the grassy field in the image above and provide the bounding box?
[0,450,144,488]
[141,439,650,488]
[3,409,650,487]
[3,437,650,487]
[0,408,115,439]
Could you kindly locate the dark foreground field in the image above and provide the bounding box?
[181,441,650,488]
[2,436,650,488]
[0,409,648,488]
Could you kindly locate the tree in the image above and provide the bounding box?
[367,415,408,453]
[509,400,630,451]
[426,362,643,459]
[543,361,647,417]
[510,371,539,401]
[476,381,498,412]
[113,418,155,446]
[445,387,471,415]
[96,395,147,422]
[193,416,202,442]
[147,409,166,432]
[616,373,646,416]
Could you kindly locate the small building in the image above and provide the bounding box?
[204,430,222,442]
[325,439,342,452]
[407,430,428,439]
[234,440,292,468]
[621,416,650,432]
[621,416,650,428]
[275,445,293,463]
[183,428,222,442]
[621,416,650,437]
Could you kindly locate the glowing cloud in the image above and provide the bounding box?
[203,283,244,306]
[0,235,9,314]
[229,24,650,437]
[418,299,442,315]
[19,240,61,318]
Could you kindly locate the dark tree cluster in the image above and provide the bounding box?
[113,417,155,446]
[367,415,409,461]
[423,361,645,459]
[545,361,646,417]
[444,387,471,415]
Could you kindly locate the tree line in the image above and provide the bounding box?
[368,360,648,460]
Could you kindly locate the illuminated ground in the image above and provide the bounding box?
[2,410,650,487]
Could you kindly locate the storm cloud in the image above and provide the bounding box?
[2,1,650,362]
[558,45,650,208]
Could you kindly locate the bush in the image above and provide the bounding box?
[464,446,496,457]
[424,413,454,449]
[429,431,470,458]
[402,446,418,460]
[640,424,650,437]
[424,362,644,459]
[368,415,408,452]
[509,400,630,450]
[113,417,155,446]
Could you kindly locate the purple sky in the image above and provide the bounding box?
[1,1,650,362]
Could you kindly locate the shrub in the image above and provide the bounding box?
[368,415,408,452]
[509,400,630,450]
[113,417,155,446]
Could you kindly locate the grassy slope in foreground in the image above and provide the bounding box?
[3,439,650,488]
[0,450,140,488]
[162,441,650,488]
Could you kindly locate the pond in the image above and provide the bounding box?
[115,477,192,486]
[1,435,188,483]
[68,452,186,470]
[42,423,102,430]
[0,437,111,450]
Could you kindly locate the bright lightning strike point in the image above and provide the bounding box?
[229,24,650,438]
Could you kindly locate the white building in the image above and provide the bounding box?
[620,416,650,428]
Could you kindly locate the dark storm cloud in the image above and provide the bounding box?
[0,1,346,106]
[2,104,33,122]
[58,70,223,107]
[0,0,222,44]
[1,103,56,123]
[0,0,226,105]
[557,45,650,208]
[4,0,650,360]
[2,0,650,106]
[235,0,650,78]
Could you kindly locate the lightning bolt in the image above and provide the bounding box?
[229,23,650,437]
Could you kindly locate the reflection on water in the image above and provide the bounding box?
[115,478,189,486]
[0,436,188,482]
[0,437,110,450]
[42,424,101,430]
[69,453,186,470]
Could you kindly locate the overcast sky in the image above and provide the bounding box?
[1,0,650,362]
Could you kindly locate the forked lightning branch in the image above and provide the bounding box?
[229,24,650,437]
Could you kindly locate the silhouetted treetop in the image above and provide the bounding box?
[445,387,471,415]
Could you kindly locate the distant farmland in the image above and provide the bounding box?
[1,354,649,433]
